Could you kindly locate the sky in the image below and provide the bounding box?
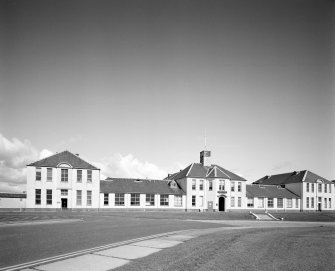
[0,0,334,192]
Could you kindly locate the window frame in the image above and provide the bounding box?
[115,193,125,206]
[231,182,235,192]
[231,196,235,207]
[61,169,68,182]
[46,189,52,205]
[130,193,140,206]
[192,195,196,207]
[219,180,225,191]
[286,198,292,208]
[77,170,82,183]
[87,170,92,183]
[146,194,155,206]
[87,190,92,206]
[160,194,169,206]
[47,168,52,182]
[35,189,41,205]
[267,198,274,208]
[36,167,41,181]
[192,179,196,190]
[174,195,182,207]
[76,190,82,206]
[208,180,213,191]
[199,180,204,191]
[277,198,283,208]
[237,182,242,192]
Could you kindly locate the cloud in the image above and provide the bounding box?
[0,134,52,192]
[97,153,167,180]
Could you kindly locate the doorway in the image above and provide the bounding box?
[61,198,68,209]
[219,197,225,211]
[318,203,322,212]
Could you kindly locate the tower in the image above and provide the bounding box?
[200,150,211,167]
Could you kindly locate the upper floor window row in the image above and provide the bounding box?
[192,179,205,191]
[36,168,93,182]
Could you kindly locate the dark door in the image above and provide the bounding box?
[219,197,225,211]
[61,198,67,209]
[318,203,322,212]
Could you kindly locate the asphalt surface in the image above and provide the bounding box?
[0,213,225,269]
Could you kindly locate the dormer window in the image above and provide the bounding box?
[170,181,177,188]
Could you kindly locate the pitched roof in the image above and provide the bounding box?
[0,193,27,198]
[101,178,185,195]
[166,163,246,181]
[254,170,331,185]
[27,150,98,170]
[246,185,300,199]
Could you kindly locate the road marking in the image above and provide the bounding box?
[0,229,195,271]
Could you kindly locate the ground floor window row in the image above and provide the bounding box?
[35,189,92,206]
[247,197,299,208]
[306,197,332,209]
[103,193,183,207]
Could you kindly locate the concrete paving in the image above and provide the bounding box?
[36,254,128,271]
[132,238,183,249]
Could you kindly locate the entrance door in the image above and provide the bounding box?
[219,197,225,211]
[61,198,68,209]
[318,203,322,212]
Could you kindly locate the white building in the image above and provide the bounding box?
[166,150,247,211]
[26,151,100,210]
[0,193,26,210]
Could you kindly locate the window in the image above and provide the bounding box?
[277,198,283,208]
[104,193,109,206]
[306,183,309,192]
[324,184,327,193]
[76,190,82,206]
[258,197,264,208]
[306,197,309,208]
[231,182,235,192]
[247,198,254,207]
[174,195,182,207]
[146,194,155,206]
[36,168,41,181]
[330,184,332,193]
[35,189,41,205]
[115,193,124,206]
[192,195,196,207]
[208,180,213,191]
[318,183,322,193]
[311,197,314,208]
[199,180,204,191]
[131,193,140,206]
[311,183,315,193]
[46,189,52,205]
[61,169,68,182]
[268,198,274,208]
[237,182,242,192]
[286,198,292,208]
[87,170,92,183]
[77,170,82,182]
[160,194,169,206]
[47,168,52,181]
[61,189,68,196]
[324,198,327,208]
[192,179,196,190]
[199,196,204,207]
[238,197,241,207]
[87,191,92,206]
[329,198,332,208]
[219,180,225,191]
[231,197,235,207]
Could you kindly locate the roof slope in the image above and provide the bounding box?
[246,185,300,198]
[101,178,185,195]
[166,163,246,181]
[254,170,331,185]
[27,150,98,170]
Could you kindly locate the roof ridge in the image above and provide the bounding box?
[186,163,194,177]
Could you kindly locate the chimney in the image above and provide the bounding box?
[76,153,79,156]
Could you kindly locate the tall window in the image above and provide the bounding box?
[76,190,82,206]
[87,191,92,206]
[237,182,242,192]
[286,198,292,208]
[268,198,274,208]
[146,194,155,206]
[306,197,309,208]
[208,180,213,191]
[35,189,41,205]
[104,193,109,206]
[47,168,52,181]
[324,184,327,193]
[329,198,332,208]
[36,167,41,181]
[77,170,82,182]
[318,183,322,193]
[115,193,124,206]
[46,189,52,205]
[238,197,241,207]
[330,184,332,193]
[324,198,327,208]
[311,197,314,208]
[87,170,92,183]
[306,183,309,192]
[199,196,204,207]
[231,182,235,192]
[199,180,204,191]
[192,179,196,190]
[160,194,169,206]
[311,183,315,193]
[231,197,235,207]
[131,193,140,206]
[192,195,196,207]
[219,180,225,190]
[174,195,182,207]
[258,197,264,208]
[277,198,283,208]
[247,198,254,207]
[61,189,68,196]
[61,169,68,182]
